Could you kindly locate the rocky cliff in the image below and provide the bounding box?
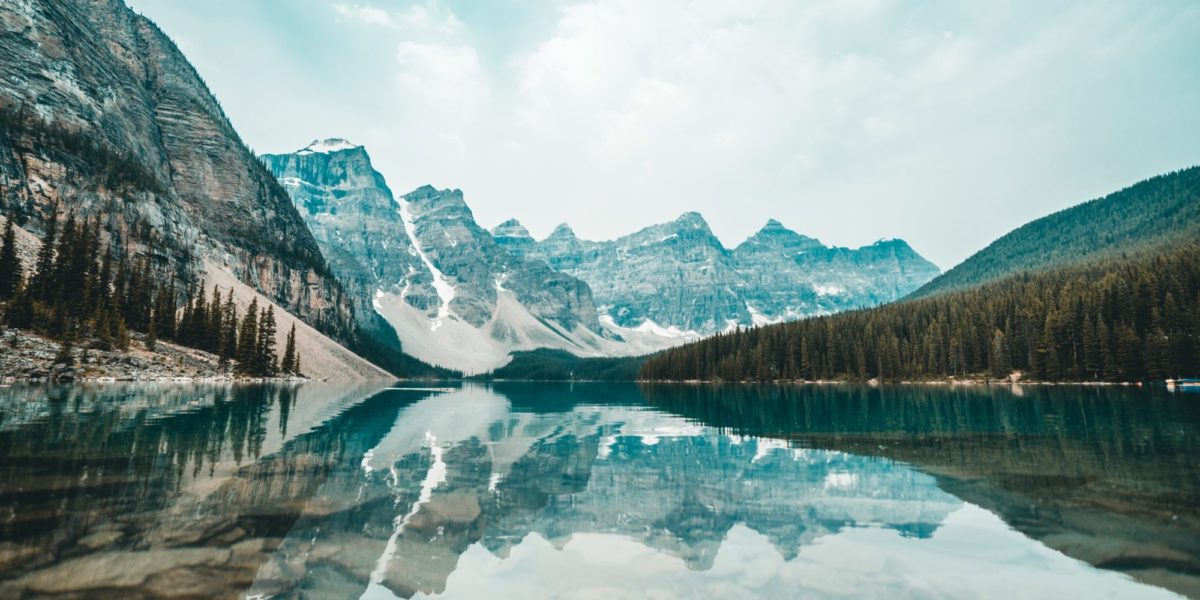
[265,139,940,372]
[0,0,357,344]
[515,213,941,334]
[263,143,661,374]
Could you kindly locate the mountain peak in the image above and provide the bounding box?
[548,223,577,239]
[736,218,822,253]
[673,211,709,228]
[402,186,473,221]
[492,218,532,240]
[296,138,361,155]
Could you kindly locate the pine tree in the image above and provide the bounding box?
[258,305,278,376]
[988,329,1011,378]
[0,217,20,299]
[146,307,158,351]
[29,208,58,303]
[221,292,238,366]
[280,323,297,374]
[236,298,259,373]
[208,286,223,354]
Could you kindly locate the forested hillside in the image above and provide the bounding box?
[640,242,1200,382]
[911,166,1200,298]
[471,349,646,381]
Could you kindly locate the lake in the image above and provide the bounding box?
[0,382,1196,599]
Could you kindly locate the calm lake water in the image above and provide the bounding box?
[0,382,1196,599]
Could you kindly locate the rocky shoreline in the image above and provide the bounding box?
[0,328,313,383]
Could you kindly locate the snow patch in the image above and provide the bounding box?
[373,290,698,374]
[745,303,782,327]
[397,198,456,331]
[296,138,359,155]
[628,317,699,339]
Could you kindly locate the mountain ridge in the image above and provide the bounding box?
[264,138,940,372]
[910,165,1200,299]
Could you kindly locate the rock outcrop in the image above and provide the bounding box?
[264,140,940,372]
[517,214,941,334]
[0,0,357,346]
[264,142,680,374]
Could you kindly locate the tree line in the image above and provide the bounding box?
[639,242,1200,383]
[0,210,301,377]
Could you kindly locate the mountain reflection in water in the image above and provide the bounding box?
[0,382,1194,599]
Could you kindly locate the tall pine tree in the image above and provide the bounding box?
[0,218,19,300]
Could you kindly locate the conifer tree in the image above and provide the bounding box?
[221,292,238,366]
[280,322,297,374]
[29,208,58,304]
[258,305,278,376]
[146,307,158,351]
[988,329,1010,378]
[236,298,259,373]
[0,217,19,299]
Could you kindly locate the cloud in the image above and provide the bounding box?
[332,1,462,34]
[395,41,487,116]
[332,3,392,27]
[318,0,1200,269]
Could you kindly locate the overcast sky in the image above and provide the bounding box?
[125,0,1200,269]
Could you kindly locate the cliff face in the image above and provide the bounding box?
[261,141,433,333]
[263,141,622,374]
[517,214,941,334]
[400,185,600,333]
[0,0,354,341]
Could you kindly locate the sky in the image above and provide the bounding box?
[125,0,1200,270]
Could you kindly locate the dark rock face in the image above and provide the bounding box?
[401,185,600,331]
[263,144,601,333]
[263,143,607,372]
[0,0,353,340]
[262,142,435,329]
[264,137,939,370]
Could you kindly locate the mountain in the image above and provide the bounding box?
[263,143,679,374]
[640,169,1200,383]
[911,166,1200,298]
[0,0,386,378]
[512,213,940,333]
[258,140,453,376]
[265,140,940,373]
[641,240,1200,382]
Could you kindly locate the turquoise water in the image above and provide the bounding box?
[0,383,1196,598]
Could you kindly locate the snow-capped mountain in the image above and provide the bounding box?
[264,140,938,373]
[507,214,941,335]
[262,143,681,373]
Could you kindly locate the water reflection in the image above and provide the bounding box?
[0,382,1194,599]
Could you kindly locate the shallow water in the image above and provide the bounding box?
[0,382,1196,598]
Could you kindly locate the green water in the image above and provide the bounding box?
[0,382,1196,598]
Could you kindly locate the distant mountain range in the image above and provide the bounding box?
[0,0,940,378]
[641,167,1200,383]
[263,140,940,373]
